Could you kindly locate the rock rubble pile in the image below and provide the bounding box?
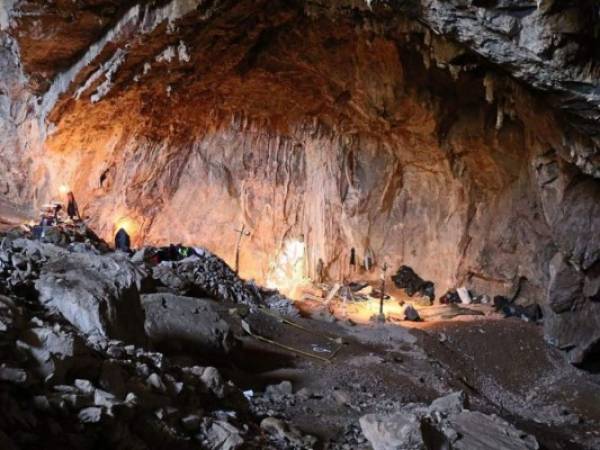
[0,226,302,450]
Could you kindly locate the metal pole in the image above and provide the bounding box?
[378,262,388,322]
[234,224,250,274]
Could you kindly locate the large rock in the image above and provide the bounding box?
[141,293,234,353]
[544,298,600,367]
[360,392,539,450]
[544,252,600,367]
[360,409,424,450]
[18,325,97,382]
[35,248,146,345]
[201,419,244,450]
[547,253,582,314]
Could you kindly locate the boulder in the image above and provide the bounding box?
[544,299,600,367]
[360,408,424,450]
[360,392,539,450]
[544,252,600,368]
[260,416,306,446]
[18,325,96,382]
[201,419,244,450]
[547,253,581,313]
[449,410,539,450]
[141,293,234,354]
[35,248,146,345]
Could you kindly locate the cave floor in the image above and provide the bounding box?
[216,309,600,450]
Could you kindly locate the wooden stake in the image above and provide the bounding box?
[234,224,250,274]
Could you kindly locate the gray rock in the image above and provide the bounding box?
[544,299,600,367]
[141,293,234,354]
[18,326,95,381]
[429,391,465,415]
[0,366,27,384]
[449,410,539,450]
[200,367,226,399]
[360,408,424,450]
[264,380,293,400]
[360,392,538,450]
[182,366,227,398]
[152,254,260,306]
[146,373,167,393]
[33,395,51,411]
[260,416,305,446]
[263,293,300,318]
[403,305,420,322]
[544,251,600,367]
[547,253,581,313]
[35,248,146,345]
[201,419,244,450]
[78,406,103,424]
[94,389,118,409]
[332,390,352,407]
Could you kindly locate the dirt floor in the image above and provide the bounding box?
[212,299,600,450]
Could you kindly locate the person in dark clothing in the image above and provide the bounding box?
[115,228,131,252]
[66,192,81,221]
[349,247,357,274]
[168,244,179,261]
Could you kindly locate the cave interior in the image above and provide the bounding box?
[0,1,600,449]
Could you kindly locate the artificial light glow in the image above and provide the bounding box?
[327,295,408,325]
[114,216,140,238]
[58,184,70,195]
[267,239,310,299]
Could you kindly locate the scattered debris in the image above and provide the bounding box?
[360,391,539,450]
[439,289,461,304]
[494,296,543,322]
[403,304,421,321]
[392,265,435,303]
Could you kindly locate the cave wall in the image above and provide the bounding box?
[0,33,40,219]
[34,15,550,300]
[1,0,599,365]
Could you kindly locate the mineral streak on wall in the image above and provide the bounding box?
[1,0,600,364]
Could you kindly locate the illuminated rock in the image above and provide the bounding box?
[35,248,147,345]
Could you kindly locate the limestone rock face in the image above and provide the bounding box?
[417,0,600,176]
[0,0,599,365]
